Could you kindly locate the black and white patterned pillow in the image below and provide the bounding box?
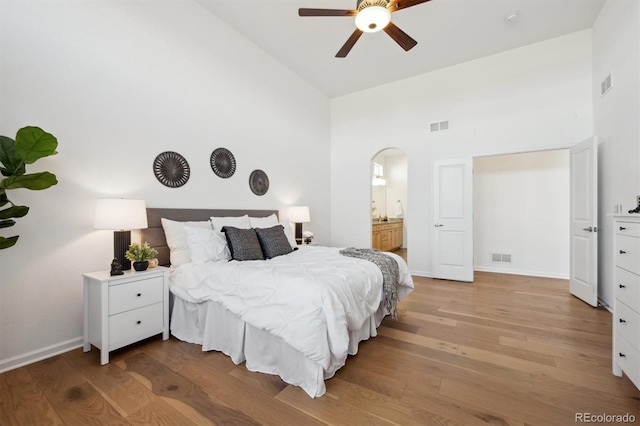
[222,226,264,261]
[255,225,294,259]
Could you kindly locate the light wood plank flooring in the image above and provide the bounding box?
[1,272,638,425]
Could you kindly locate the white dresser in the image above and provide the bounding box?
[612,215,640,389]
[83,267,169,364]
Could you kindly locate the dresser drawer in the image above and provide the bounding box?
[373,222,402,231]
[615,332,640,388]
[617,222,640,238]
[616,235,640,275]
[616,267,640,312]
[616,301,640,351]
[109,303,164,346]
[109,276,164,315]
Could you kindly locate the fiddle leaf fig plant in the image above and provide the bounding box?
[0,126,58,249]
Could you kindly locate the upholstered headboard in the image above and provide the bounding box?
[142,208,279,266]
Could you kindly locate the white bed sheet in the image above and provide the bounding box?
[169,245,413,397]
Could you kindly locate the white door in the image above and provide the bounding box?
[433,158,473,282]
[569,137,598,306]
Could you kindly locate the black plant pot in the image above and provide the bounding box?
[133,261,149,271]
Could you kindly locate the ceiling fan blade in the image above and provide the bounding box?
[388,0,431,12]
[336,29,364,58]
[383,22,417,51]
[298,8,357,17]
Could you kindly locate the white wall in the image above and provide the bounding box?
[331,30,593,276]
[0,0,330,369]
[473,150,570,279]
[592,0,640,308]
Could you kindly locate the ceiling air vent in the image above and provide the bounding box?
[601,73,612,97]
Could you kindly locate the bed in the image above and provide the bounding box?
[142,208,413,397]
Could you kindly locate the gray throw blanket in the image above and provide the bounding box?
[339,248,400,320]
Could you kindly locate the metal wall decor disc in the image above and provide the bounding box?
[153,151,190,188]
[210,147,236,178]
[249,169,269,196]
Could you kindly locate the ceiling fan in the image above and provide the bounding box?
[299,0,431,58]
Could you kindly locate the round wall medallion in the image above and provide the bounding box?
[210,148,236,178]
[249,169,269,196]
[153,151,190,188]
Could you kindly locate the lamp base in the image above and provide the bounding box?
[114,230,132,271]
[295,222,303,245]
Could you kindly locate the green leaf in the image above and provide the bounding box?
[0,219,15,228]
[0,191,7,208]
[0,135,25,176]
[0,205,29,219]
[0,172,58,190]
[0,235,19,249]
[15,126,58,165]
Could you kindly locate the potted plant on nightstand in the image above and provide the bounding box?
[125,242,158,271]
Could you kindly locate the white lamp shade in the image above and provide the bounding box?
[288,206,310,223]
[94,199,148,230]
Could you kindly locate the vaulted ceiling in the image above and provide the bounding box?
[198,0,605,98]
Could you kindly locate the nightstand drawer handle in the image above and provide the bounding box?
[137,293,142,297]
[619,318,626,323]
[136,320,141,325]
[619,284,626,288]
[619,352,626,358]
[619,250,626,254]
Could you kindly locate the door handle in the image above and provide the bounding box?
[582,227,593,232]
[434,223,444,227]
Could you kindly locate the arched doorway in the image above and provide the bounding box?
[371,148,408,262]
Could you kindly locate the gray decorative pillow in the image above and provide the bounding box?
[222,226,264,261]
[255,225,294,259]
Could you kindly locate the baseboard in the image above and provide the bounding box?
[409,269,432,278]
[0,337,83,374]
[409,268,567,280]
[474,266,569,280]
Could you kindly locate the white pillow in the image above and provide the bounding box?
[280,221,298,249]
[210,215,251,231]
[161,218,212,266]
[250,214,278,229]
[184,226,231,263]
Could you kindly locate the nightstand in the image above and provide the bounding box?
[83,266,169,365]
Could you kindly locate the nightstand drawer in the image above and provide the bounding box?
[109,303,164,346]
[615,332,640,387]
[109,276,164,315]
[616,302,640,350]
[617,222,640,238]
[616,267,640,312]
[616,235,640,275]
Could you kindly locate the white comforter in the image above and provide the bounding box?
[169,245,413,372]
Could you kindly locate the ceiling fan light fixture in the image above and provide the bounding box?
[355,5,391,33]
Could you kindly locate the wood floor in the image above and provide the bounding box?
[1,272,638,425]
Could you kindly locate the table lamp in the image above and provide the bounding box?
[288,206,310,245]
[94,199,148,270]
